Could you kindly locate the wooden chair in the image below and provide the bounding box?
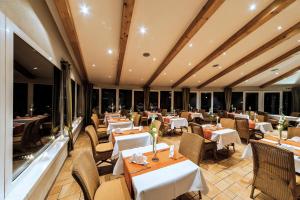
[287,127,300,139]
[291,112,300,117]
[189,122,217,160]
[250,140,300,200]
[91,115,109,142]
[220,118,235,129]
[257,114,266,122]
[140,111,149,126]
[161,109,168,116]
[72,151,130,200]
[180,111,190,121]
[179,132,204,199]
[235,119,263,144]
[85,125,113,166]
[133,114,141,126]
[13,120,36,154]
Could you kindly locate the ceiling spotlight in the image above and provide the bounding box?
[80,4,90,15]
[193,74,196,77]
[163,72,167,76]
[298,39,300,43]
[139,26,147,35]
[152,57,156,61]
[92,64,96,67]
[188,62,192,66]
[33,67,38,70]
[245,80,249,82]
[188,43,193,48]
[275,72,279,75]
[128,69,133,72]
[223,52,226,56]
[277,26,282,30]
[212,64,219,68]
[107,48,113,55]
[108,75,112,78]
[48,56,52,61]
[249,3,256,11]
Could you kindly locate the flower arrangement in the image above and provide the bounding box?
[149,123,159,161]
[129,108,134,121]
[277,114,287,145]
[208,108,215,124]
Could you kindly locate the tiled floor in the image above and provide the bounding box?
[46,129,287,200]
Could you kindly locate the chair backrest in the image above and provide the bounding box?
[91,115,99,130]
[250,140,296,200]
[21,120,37,146]
[133,114,141,126]
[235,118,250,140]
[151,120,161,130]
[179,132,204,165]
[287,127,300,139]
[180,111,190,120]
[161,109,167,116]
[220,118,235,129]
[85,125,99,157]
[72,151,100,200]
[190,122,204,138]
[290,112,300,117]
[257,115,265,122]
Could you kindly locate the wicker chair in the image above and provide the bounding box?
[291,112,300,117]
[72,151,130,200]
[91,114,109,142]
[287,127,300,139]
[133,114,141,126]
[220,118,235,129]
[250,140,300,200]
[140,111,149,126]
[235,119,263,144]
[257,114,266,122]
[180,111,191,121]
[179,132,204,199]
[161,109,168,116]
[190,122,217,160]
[85,125,113,166]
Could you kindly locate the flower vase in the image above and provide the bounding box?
[152,136,159,162]
[278,130,282,146]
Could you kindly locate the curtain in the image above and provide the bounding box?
[224,87,232,111]
[84,82,94,125]
[62,60,74,151]
[182,88,190,111]
[292,87,300,112]
[144,87,150,110]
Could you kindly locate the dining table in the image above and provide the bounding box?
[163,116,188,130]
[106,118,133,134]
[110,127,152,160]
[189,112,203,120]
[249,121,273,134]
[104,112,121,123]
[241,135,300,173]
[13,122,25,135]
[269,114,300,122]
[113,143,208,200]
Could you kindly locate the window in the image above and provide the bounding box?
[245,93,258,111]
[283,91,292,115]
[101,89,116,113]
[149,91,159,111]
[232,92,243,111]
[264,92,280,114]
[160,91,171,112]
[12,34,60,179]
[77,84,81,116]
[174,91,183,110]
[119,89,132,110]
[201,93,211,112]
[134,91,144,112]
[92,89,99,113]
[71,80,75,119]
[189,92,197,110]
[213,92,225,112]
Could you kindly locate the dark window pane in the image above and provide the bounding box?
[174,91,183,110]
[232,92,243,111]
[33,84,53,115]
[201,93,211,112]
[13,83,28,118]
[71,80,75,119]
[101,89,116,113]
[213,92,225,112]
[160,91,171,112]
[264,93,280,114]
[189,93,197,110]
[92,89,99,112]
[149,92,159,111]
[283,91,292,115]
[246,93,258,111]
[119,89,132,110]
[77,84,81,116]
[134,91,144,112]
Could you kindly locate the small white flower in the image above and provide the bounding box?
[152,128,157,132]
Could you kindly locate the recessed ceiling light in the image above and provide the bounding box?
[170,80,173,82]
[298,39,300,43]
[188,43,193,48]
[275,72,279,75]
[107,48,113,55]
[249,3,256,11]
[33,67,38,70]
[139,26,147,35]
[143,52,150,57]
[212,64,219,68]
[108,75,112,78]
[188,62,192,66]
[271,68,279,72]
[80,4,90,15]
[223,52,226,56]
[277,26,282,30]
[92,64,96,67]
[128,69,133,72]
[218,66,222,69]
[163,72,167,76]
[245,80,249,82]
[241,72,244,75]
[193,74,196,77]
[198,80,201,83]
[152,57,156,61]
[48,56,52,61]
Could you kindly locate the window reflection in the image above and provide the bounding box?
[245,93,258,111]
[174,91,183,111]
[213,92,225,112]
[264,93,280,114]
[92,89,99,113]
[134,91,144,112]
[101,89,116,113]
[283,91,292,115]
[119,89,132,110]
[189,92,197,110]
[201,93,211,112]
[13,35,60,179]
[149,92,159,111]
[160,91,171,112]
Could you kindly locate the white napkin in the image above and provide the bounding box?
[291,136,300,143]
[115,128,122,133]
[169,145,175,158]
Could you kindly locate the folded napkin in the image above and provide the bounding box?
[291,136,300,143]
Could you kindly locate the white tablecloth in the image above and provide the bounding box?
[107,121,133,134]
[241,138,300,173]
[190,112,203,119]
[147,112,161,119]
[234,113,249,119]
[169,118,188,129]
[255,122,273,133]
[269,114,300,122]
[113,143,208,200]
[211,129,241,150]
[111,132,152,159]
[104,113,120,123]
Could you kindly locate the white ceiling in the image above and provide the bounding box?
[66,0,300,88]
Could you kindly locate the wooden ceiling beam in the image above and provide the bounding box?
[197,21,300,89]
[115,0,135,85]
[144,0,224,87]
[172,0,295,88]
[54,0,88,80]
[227,45,300,88]
[260,66,300,88]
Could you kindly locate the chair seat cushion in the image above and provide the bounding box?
[204,139,214,143]
[98,124,107,128]
[96,142,113,153]
[97,127,107,133]
[94,177,131,200]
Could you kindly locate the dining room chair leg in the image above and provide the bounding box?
[198,191,202,199]
[250,186,255,199]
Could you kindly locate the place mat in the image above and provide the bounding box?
[108,118,130,123]
[203,126,223,140]
[123,148,186,196]
[112,128,150,144]
[261,136,300,156]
